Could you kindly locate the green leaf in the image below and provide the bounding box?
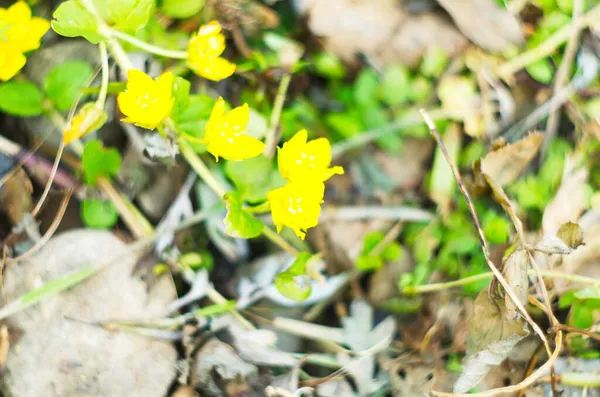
[44,61,94,112]
[0,81,44,117]
[382,242,403,262]
[81,199,119,229]
[174,94,215,153]
[408,76,434,104]
[570,303,594,329]
[287,252,312,275]
[526,59,554,84]
[171,76,191,120]
[356,254,383,271]
[82,140,122,186]
[353,69,380,107]
[380,65,411,106]
[313,51,346,79]
[429,123,461,215]
[482,212,511,244]
[274,272,312,301]
[223,192,264,238]
[325,112,362,138]
[162,0,204,18]
[225,155,285,204]
[362,231,385,253]
[420,46,449,78]
[51,0,104,44]
[98,0,154,33]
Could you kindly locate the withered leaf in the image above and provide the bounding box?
[502,249,529,322]
[535,222,585,255]
[480,132,543,187]
[455,289,529,393]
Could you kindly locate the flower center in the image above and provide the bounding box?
[294,152,316,167]
[136,93,158,109]
[286,197,303,215]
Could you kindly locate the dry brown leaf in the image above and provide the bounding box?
[438,0,524,54]
[502,250,529,322]
[2,230,177,396]
[542,155,588,237]
[454,290,529,393]
[535,222,585,255]
[296,0,467,67]
[479,132,543,187]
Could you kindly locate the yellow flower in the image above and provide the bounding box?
[117,70,174,130]
[278,129,344,183]
[63,103,108,144]
[268,181,325,240]
[0,45,26,81]
[204,97,265,161]
[187,21,235,82]
[0,1,50,81]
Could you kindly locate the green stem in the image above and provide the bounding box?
[496,4,600,78]
[106,28,188,60]
[402,269,600,295]
[264,73,292,158]
[177,138,228,198]
[97,41,109,109]
[262,226,299,256]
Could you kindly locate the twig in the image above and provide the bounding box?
[320,206,433,222]
[31,141,64,217]
[7,188,73,264]
[496,4,600,78]
[542,0,583,161]
[402,268,600,294]
[419,109,551,353]
[552,324,600,343]
[264,73,292,158]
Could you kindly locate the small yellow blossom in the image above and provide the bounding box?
[117,70,174,130]
[204,97,265,161]
[278,129,344,183]
[63,103,108,144]
[268,181,325,240]
[187,21,235,82]
[0,1,50,81]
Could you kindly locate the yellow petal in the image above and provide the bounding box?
[156,71,174,96]
[19,17,50,52]
[189,56,235,82]
[198,20,222,36]
[224,103,249,129]
[7,1,30,22]
[126,69,155,93]
[207,134,265,161]
[0,48,26,81]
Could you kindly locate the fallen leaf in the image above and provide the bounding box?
[1,230,177,396]
[454,290,529,393]
[438,0,524,54]
[535,222,585,255]
[480,132,543,187]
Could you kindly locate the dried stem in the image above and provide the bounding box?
[264,73,292,158]
[31,140,64,217]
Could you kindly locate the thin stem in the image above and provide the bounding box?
[97,41,109,109]
[31,140,64,217]
[106,28,188,60]
[496,4,600,78]
[264,73,292,158]
[402,269,600,294]
[262,225,300,256]
[420,109,551,353]
[177,138,227,198]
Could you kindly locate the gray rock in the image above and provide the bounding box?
[1,230,177,397]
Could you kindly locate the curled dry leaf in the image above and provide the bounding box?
[535,222,585,255]
[454,290,529,393]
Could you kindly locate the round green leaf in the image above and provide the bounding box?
[275,272,312,301]
[82,199,119,229]
[380,65,411,106]
[313,52,346,79]
[162,0,204,18]
[526,59,554,84]
[82,140,123,186]
[0,81,44,117]
[51,0,104,44]
[44,61,94,112]
[223,192,264,238]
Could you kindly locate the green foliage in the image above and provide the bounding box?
[162,0,204,19]
[44,61,94,111]
[526,59,554,84]
[174,95,216,153]
[81,199,119,228]
[0,81,44,116]
[380,65,411,106]
[275,253,313,301]
[180,250,214,271]
[356,231,403,272]
[313,52,346,79]
[52,1,103,43]
[223,192,264,238]
[225,155,285,204]
[98,0,154,33]
[420,46,449,78]
[82,140,122,186]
